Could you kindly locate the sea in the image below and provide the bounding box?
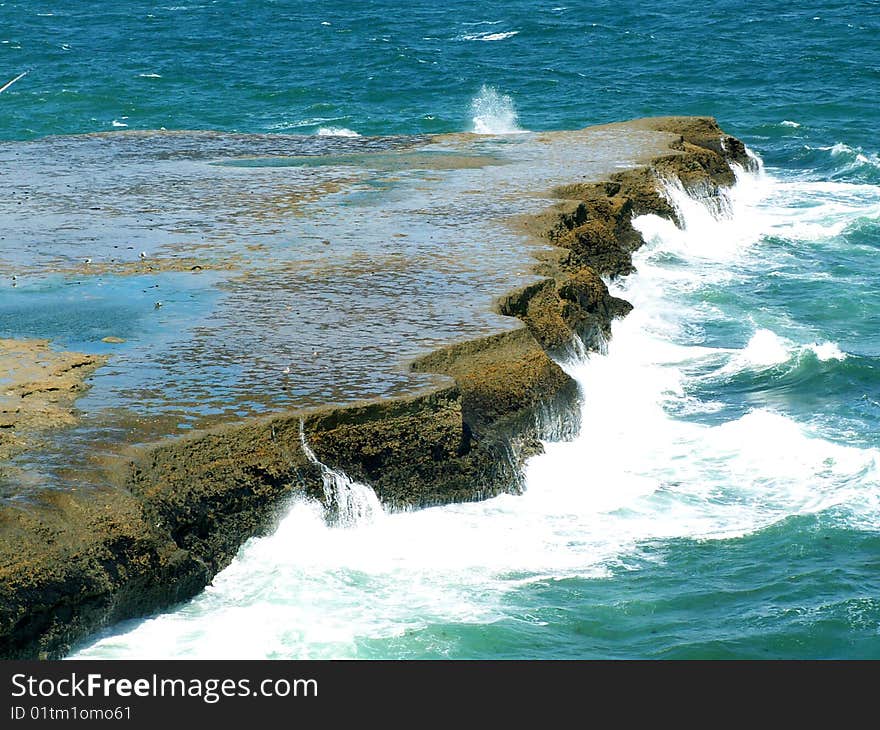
[2,0,880,659]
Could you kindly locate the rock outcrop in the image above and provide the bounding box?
[0,116,755,659]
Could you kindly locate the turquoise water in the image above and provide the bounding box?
[3,1,880,659]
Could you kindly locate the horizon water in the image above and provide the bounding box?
[2,0,879,658]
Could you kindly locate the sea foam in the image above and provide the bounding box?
[460,30,519,41]
[317,126,361,137]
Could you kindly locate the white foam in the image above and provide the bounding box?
[469,85,525,135]
[111,120,128,128]
[138,73,162,78]
[810,341,848,361]
[317,127,360,137]
[631,166,771,267]
[716,330,848,374]
[268,116,346,131]
[739,329,792,367]
[781,120,801,128]
[817,142,880,172]
[745,178,880,242]
[461,30,519,41]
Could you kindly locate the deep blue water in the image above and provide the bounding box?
[3,1,880,659]
[2,1,878,152]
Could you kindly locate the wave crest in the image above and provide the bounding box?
[460,30,519,41]
[317,126,361,137]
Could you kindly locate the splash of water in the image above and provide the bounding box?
[300,421,384,528]
[469,85,524,134]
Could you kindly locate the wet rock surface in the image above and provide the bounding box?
[0,339,106,460]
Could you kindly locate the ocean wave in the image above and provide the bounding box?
[266,117,347,131]
[459,30,520,41]
[736,328,792,368]
[810,341,848,362]
[754,177,880,242]
[801,142,880,183]
[317,126,361,137]
[737,330,845,368]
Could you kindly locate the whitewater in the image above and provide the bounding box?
[74,147,880,659]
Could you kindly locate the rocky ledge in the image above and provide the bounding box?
[0,116,754,659]
[0,339,106,461]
